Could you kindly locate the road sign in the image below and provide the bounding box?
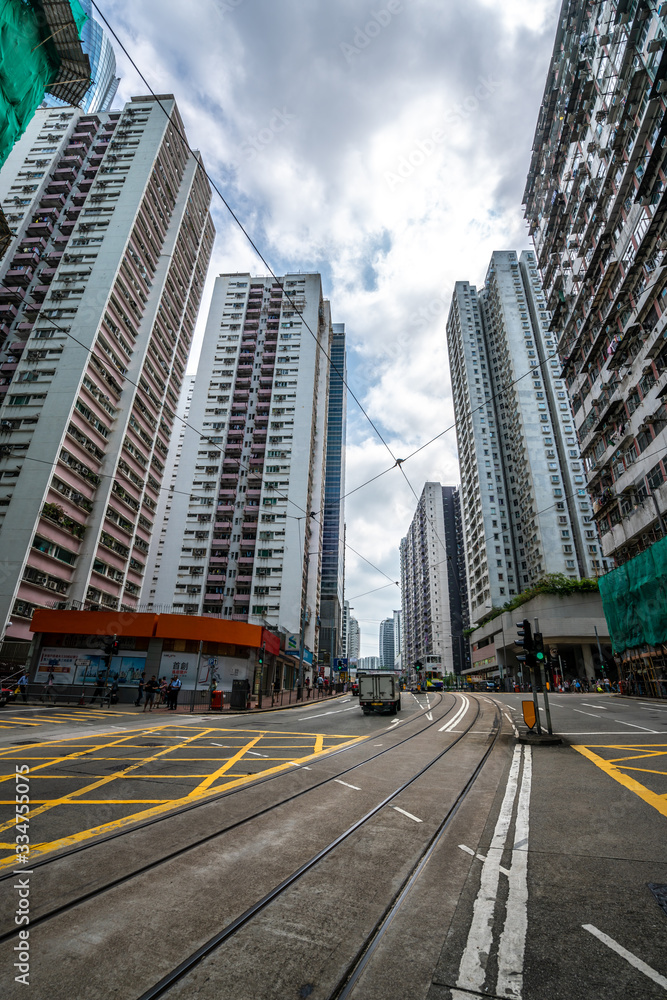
[522,700,536,730]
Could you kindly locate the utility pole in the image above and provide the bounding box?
[297,551,310,701]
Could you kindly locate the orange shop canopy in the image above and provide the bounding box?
[31,609,281,654]
[31,609,158,637]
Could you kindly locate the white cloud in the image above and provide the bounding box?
[104,0,560,656]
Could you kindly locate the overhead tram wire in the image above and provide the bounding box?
[90,1,401,475]
[87,4,589,535]
[18,8,621,595]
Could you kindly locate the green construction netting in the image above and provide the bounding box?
[68,0,87,36]
[598,534,667,653]
[0,0,88,169]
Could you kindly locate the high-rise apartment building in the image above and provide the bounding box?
[346,607,360,661]
[42,0,120,114]
[0,98,214,640]
[148,272,332,663]
[446,250,602,622]
[524,1,667,568]
[392,608,401,668]
[319,322,346,672]
[378,616,395,668]
[400,482,465,677]
[441,486,470,675]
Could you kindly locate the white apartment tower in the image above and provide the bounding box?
[0,98,214,639]
[400,482,463,678]
[148,272,332,660]
[446,250,603,622]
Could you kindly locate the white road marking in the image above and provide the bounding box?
[288,706,358,721]
[639,706,667,713]
[439,696,469,732]
[334,779,360,790]
[496,746,532,999]
[573,709,601,718]
[246,751,268,757]
[387,719,400,728]
[581,703,608,710]
[453,745,523,998]
[613,719,658,733]
[458,844,510,876]
[211,743,231,748]
[373,743,383,746]
[582,924,667,991]
[392,806,422,823]
[426,711,433,720]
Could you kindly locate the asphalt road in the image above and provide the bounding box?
[0,691,664,999]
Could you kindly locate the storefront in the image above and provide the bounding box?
[28,610,280,699]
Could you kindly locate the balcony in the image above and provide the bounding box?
[5,267,34,286]
[58,153,83,169]
[40,191,66,210]
[0,303,18,320]
[25,218,53,237]
[45,179,72,196]
[0,286,25,304]
[204,592,223,602]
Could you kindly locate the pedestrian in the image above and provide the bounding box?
[143,675,158,712]
[135,672,145,708]
[574,678,581,694]
[158,677,168,708]
[304,676,311,699]
[167,674,182,710]
[18,671,28,704]
[90,674,105,706]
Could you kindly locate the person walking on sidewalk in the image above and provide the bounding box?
[143,675,158,712]
[18,672,29,703]
[167,674,182,710]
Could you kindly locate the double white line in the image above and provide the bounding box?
[453,744,532,999]
[438,695,469,732]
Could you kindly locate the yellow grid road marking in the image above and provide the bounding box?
[0,726,365,866]
[573,743,667,818]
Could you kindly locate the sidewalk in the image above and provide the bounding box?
[141,689,347,715]
[3,689,349,716]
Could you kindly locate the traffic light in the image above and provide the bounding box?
[533,632,545,665]
[414,660,423,672]
[258,647,264,666]
[515,619,534,667]
[111,638,120,656]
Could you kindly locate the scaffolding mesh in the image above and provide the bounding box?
[598,535,667,653]
[0,0,88,168]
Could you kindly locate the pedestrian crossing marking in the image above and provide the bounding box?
[573,743,667,818]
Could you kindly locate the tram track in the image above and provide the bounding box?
[126,696,501,1000]
[0,691,463,938]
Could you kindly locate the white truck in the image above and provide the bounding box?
[358,671,401,716]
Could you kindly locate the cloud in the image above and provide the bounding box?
[103,0,559,656]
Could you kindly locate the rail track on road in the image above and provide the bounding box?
[132,694,502,1000]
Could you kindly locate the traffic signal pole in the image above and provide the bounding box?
[516,619,541,735]
[534,618,553,735]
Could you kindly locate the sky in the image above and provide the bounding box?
[100,0,561,657]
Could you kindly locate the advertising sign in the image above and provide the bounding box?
[35,648,147,685]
